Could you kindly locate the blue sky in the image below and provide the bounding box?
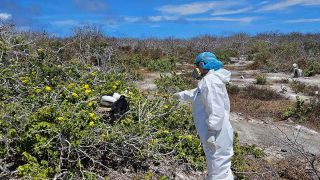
[0,0,320,38]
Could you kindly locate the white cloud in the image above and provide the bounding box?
[158,2,216,15]
[186,16,256,23]
[148,16,163,22]
[258,1,269,5]
[123,16,179,23]
[259,0,320,11]
[211,7,252,16]
[124,17,141,23]
[0,13,12,20]
[51,20,79,26]
[148,16,179,22]
[157,1,239,15]
[285,18,320,23]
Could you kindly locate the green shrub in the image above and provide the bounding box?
[144,56,177,72]
[232,132,265,179]
[248,41,272,69]
[282,96,306,122]
[0,55,205,178]
[226,83,241,95]
[255,74,267,85]
[215,49,238,64]
[155,73,195,94]
[304,62,320,77]
[282,107,295,120]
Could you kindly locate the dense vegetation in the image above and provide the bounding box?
[1,23,320,179]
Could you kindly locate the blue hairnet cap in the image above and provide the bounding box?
[195,52,223,70]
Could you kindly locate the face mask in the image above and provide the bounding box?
[192,68,202,80]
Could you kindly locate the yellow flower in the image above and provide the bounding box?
[178,135,183,139]
[84,84,90,89]
[87,102,93,107]
[89,121,94,126]
[89,113,95,118]
[44,86,52,92]
[163,130,169,134]
[85,89,92,94]
[187,135,193,140]
[112,85,117,90]
[37,48,43,53]
[91,71,97,76]
[57,117,64,121]
[163,105,169,109]
[151,139,158,144]
[35,88,41,93]
[115,80,121,86]
[72,92,79,98]
[21,77,28,83]
[68,83,75,89]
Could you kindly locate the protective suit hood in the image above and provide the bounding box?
[208,68,231,84]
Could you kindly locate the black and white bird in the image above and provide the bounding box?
[240,75,244,79]
[100,93,121,107]
[100,93,129,121]
[280,84,287,94]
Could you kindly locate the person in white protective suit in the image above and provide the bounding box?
[173,52,234,180]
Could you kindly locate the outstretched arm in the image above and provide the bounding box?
[173,88,198,102]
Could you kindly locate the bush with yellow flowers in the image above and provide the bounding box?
[0,39,204,179]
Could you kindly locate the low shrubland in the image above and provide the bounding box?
[255,74,267,85]
[0,26,205,179]
[155,73,195,94]
[228,84,290,119]
[1,22,320,179]
[0,54,206,179]
[289,80,306,94]
[282,96,320,129]
[289,80,320,96]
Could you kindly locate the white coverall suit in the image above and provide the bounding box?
[175,68,234,180]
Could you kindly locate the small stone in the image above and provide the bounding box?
[122,168,130,173]
[287,118,294,123]
[281,149,287,152]
[96,107,112,113]
[174,172,187,180]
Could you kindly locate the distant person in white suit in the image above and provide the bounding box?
[293,63,303,78]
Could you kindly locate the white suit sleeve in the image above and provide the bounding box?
[174,88,197,102]
[200,80,225,131]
